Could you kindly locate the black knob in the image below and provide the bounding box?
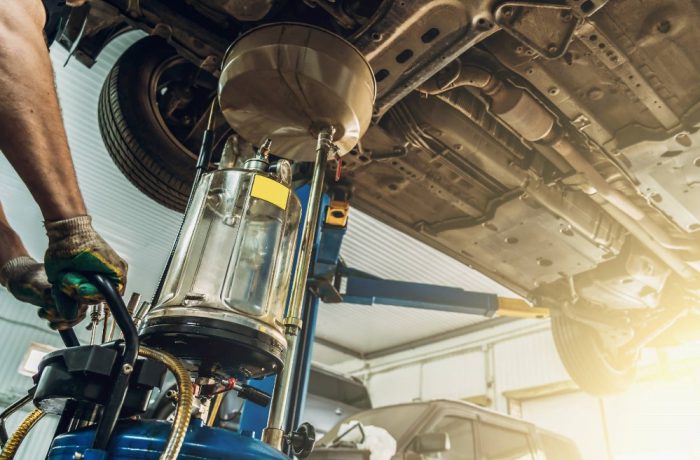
[288,422,316,458]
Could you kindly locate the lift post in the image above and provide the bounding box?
[241,197,548,449]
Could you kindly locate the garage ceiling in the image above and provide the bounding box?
[0,33,516,367]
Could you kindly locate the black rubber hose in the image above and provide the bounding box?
[59,329,80,348]
[151,113,216,305]
[87,274,139,450]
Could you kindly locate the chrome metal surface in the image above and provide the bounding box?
[263,128,332,450]
[285,128,334,326]
[263,332,300,450]
[149,168,300,322]
[219,23,375,160]
[141,167,301,366]
[145,305,287,345]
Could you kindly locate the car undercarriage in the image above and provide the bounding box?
[55,0,700,394]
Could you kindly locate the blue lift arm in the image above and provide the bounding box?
[335,267,500,317]
[241,195,546,447]
[310,215,546,319]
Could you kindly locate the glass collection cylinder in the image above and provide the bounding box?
[141,167,301,377]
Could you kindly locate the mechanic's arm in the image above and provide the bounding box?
[0,203,86,330]
[0,202,30,267]
[0,0,86,222]
[0,1,127,322]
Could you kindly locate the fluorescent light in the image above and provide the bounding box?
[18,342,57,377]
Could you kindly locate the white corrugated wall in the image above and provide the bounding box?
[492,328,570,397]
[353,320,560,410]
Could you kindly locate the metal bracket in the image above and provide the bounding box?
[574,21,679,129]
[325,200,350,227]
[566,0,609,17]
[494,2,580,60]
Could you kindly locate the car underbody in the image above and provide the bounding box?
[57,0,700,393]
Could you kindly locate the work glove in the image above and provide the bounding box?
[0,255,85,330]
[44,216,128,326]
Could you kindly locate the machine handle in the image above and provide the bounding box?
[288,422,317,459]
[237,384,272,407]
[87,274,139,359]
[56,275,135,350]
[85,274,140,451]
[59,329,80,348]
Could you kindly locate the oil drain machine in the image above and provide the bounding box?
[0,23,376,460]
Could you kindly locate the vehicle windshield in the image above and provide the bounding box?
[319,403,430,445]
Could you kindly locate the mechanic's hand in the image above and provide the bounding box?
[44,216,128,323]
[0,255,86,330]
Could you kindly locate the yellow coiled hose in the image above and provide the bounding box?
[0,347,191,460]
[0,408,45,460]
[138,346,193,460]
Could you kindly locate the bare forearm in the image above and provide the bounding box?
[0,203,29,266]
[0,0,86,221]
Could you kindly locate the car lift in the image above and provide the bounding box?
[0,188,550,458]
[239,192,549,443]
[312,198,548,320]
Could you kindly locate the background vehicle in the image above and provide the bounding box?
[52,0,700,394]
[310,399,582,459]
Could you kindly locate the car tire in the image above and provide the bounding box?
[98,36,213,212]
[551,315,636,395]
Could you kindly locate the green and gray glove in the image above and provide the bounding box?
[0,255,85,330]
[44,215,128,324]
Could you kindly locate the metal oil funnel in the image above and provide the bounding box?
[218,23,376,161]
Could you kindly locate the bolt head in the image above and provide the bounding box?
[122,363,134,375]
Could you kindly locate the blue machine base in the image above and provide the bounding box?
[46,420,288,459]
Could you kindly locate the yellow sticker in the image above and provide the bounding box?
[251,175,290,210]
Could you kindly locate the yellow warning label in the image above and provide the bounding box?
[251,175,290,210]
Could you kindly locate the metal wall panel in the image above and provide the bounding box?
[316,303,487,356]
[493,327,569,393]
[367,364,422,407]
[419,352,486,400]
[520,391,608,460]
[341,211,516,294]
[361,323,568,410]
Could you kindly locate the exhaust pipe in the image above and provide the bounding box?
[420,59,697,279]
